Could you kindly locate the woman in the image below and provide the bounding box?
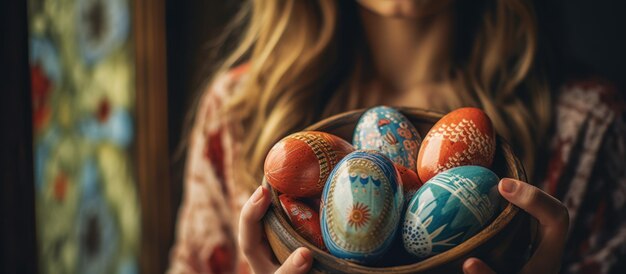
[168,1,625,273]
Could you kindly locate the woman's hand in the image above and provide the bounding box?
[239,186,314,274]
[463,178,570,274]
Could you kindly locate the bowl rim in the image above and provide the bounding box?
[264,107,528,271]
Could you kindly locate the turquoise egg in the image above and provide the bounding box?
[402,166,501,259]
[321,150,404,264]
[353,106,422,170]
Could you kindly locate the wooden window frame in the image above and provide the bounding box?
[133,0,174,273]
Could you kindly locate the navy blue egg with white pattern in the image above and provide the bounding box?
[402,166,501,259]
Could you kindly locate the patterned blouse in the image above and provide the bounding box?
[167,66,626,274]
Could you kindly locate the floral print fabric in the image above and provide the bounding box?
[539,80,626,274]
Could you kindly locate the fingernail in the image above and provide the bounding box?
[251,186,265,203]
[463,258,478,274]
[500,178,517,193]
[293,248,311,268]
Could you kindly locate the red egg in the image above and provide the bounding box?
[394,164,423,201]
[279,194,327,250]
[417,107,496,182]
[264,131,354,197]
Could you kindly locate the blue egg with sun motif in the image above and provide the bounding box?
[353,106,422,170]
[321,150,404,264]
[402,166,501,259]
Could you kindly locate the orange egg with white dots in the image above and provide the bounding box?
[416,107,496,183]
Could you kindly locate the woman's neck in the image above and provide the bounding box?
[359,6,454,93]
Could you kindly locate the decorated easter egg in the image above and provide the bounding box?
[321,150,404,264]
[417,107,495,182]
[394,164,423,202]
[265,131,354,197]
[353,106,422,170]
[402,166,501,259]
[279,194,326,250]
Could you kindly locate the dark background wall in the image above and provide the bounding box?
[549,0,626,89]
[1,0,37,273]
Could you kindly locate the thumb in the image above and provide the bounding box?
[274,247,313,274]
[463,258,496,274]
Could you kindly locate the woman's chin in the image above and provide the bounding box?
[357,0,452,19]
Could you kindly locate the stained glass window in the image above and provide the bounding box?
[27,0,140,273]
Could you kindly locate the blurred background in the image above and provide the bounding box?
[1,0,624,274]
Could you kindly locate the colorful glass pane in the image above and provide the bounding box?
[27,0,140,273]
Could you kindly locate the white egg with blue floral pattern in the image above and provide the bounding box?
[321,150,404,264]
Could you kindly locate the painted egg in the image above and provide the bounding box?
[402,166,501,259]
[417,107,495,183]
[394,164,423,202]
[279,194,326,250]
[265,131,354,197]
[321,150,404,264]
[353,106,422,170]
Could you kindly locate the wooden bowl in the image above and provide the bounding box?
[263,108,533,273]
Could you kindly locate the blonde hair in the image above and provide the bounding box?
[207,0,551,189]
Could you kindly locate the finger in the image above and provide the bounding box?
[275,247,313,274]
[463,258,496,274]
[238,185,277,273]
[499,178,569,274]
